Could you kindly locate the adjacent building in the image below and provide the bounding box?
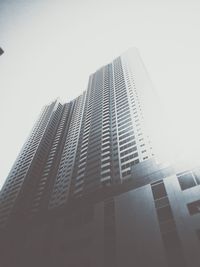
[0,48,200,267]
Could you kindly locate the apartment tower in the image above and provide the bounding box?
[0,48,200,267]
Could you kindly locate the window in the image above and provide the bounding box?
[120,146,137,157]
[157,205,173,222]
[121,159,139,169]
[187,200,200,215]
[122,169,131,177]
[151,180,185,265]
[120,140,136,151]
[121,152,138,163]
[151,181,167,200]
[177,172,197,190]
[118,126,133,136]
[118,121,132,131]
[119,131,134,141]
[155,196,170,209]
[119,136,135,146]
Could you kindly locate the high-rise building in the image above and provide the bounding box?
[0,48,156,227]
[0,48,200,267]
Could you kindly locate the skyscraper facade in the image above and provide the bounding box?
[0,48,200,267]
[0,48,156,227]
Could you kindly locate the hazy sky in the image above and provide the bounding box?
[1,0,200,188]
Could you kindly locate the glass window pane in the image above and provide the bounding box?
[151,182,167,200]
[187,200,200,215]
[177,173,196,190]
[157,205,174,222]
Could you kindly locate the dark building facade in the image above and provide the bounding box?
[0,48,200,267]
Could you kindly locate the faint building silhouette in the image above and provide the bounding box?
[0,47,4,55]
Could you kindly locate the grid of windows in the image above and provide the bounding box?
[0,49,157,226]
[0,101,61,226]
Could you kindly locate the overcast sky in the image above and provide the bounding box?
[1,0,200,188]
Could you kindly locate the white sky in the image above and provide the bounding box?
[1,0,200,188]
